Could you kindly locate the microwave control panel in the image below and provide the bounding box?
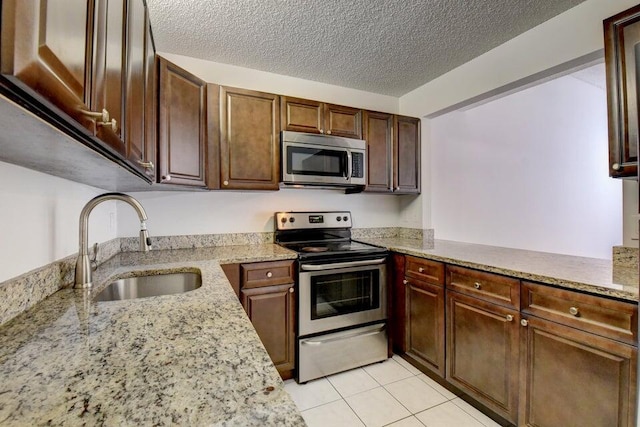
[352,153,364,178]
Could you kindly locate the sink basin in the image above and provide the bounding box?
[94,272,202,302]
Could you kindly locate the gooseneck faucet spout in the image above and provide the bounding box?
[75,192,151,289]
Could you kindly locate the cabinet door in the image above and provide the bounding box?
[0,0,95,131]
[394,115,421,194]
[604,4,640,178]
[447,291,520,423]
[280,96,323,134]
[519,316,637,427]
[364,111,393,192]
[241,283,296,380]
[158,58,209,186]
[124,0,147,172]
[324,103,362,138]
[143,15,156,180]
[220,86,280,190]
[391,253,407,354]
[91,0,126,154]
[404,277,445,376]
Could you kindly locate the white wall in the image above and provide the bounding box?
[0,161,117,283]
[118,189,401,236]
[399,0,638,118]
[429,74,621,259]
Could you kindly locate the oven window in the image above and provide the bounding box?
[310,270,380,319]
[287,146,346,177]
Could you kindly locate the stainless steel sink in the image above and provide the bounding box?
[94,272,202,302]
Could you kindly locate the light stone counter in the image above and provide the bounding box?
[0,245,306,426]
[357,238,639,302]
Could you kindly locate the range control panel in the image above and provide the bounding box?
[275,211,352,230]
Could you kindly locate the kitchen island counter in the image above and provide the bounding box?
[357,238,638,302]
[0,245,305,426]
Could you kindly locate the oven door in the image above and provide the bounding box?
[298,258,387,336]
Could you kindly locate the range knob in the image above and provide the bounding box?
[343,216,348,221]
[336,216,342,221]
[289,217,295,223]
[280,217,287,224]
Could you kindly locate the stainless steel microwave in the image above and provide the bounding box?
[281,131,366,188]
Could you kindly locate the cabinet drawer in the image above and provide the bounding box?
[521,281,638,346]
[446,265,520,309]
[241,260,295,289]
[405,256,445,285]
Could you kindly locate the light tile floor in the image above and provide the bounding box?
[284,355,503,427]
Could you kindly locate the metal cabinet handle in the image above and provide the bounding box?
[520,319,529,327]
[79,108,110,122]
[506,314,514,322]
[474,282,481,290]
[418,267,424,273]
[266,271,273,278]
[612,163,621,171]
[326,130,331,135]
[223,180,229,186]
[402,279,408,285]
[319,129,324,134]
[394,186,400,191]
[569,307,579,316]
[137,160,154,170]
[97,118,117,132]
[161,175,171,182]
[289,287,294,293]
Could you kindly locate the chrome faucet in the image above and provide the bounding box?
[75,192,151,289]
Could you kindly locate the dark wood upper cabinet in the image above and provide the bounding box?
[365,113,420,194]
[324,103,362,138]
[604,4,640,178]
[394,115,421,193]
[91,0,126,154]
[124,0,148,173]
[158,57,215,187]
[281,96,362,138]
[0,0,95,132]
[363,111,393,192]
[220,86,280,190]
[143,15,157,180]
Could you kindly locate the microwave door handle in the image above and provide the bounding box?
[346,150,352,180]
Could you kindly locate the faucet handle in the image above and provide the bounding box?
[90,242,99,270]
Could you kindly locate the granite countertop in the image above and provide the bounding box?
[0,245,306,426]
[357,238,639,302]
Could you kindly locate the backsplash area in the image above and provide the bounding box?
[0,228,431,326]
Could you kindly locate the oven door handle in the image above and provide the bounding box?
[301,324,386,346]
[300,257,386,271]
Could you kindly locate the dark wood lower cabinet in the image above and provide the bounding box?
[519,316,637,427]
[446,290,520,424]
[241,283,296,380]
[404,277,445,376]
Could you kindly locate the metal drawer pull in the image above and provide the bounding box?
[266,271,273,278]
[289,287,294,293]
[161,175,171,182]
[301,258,386,271]
[418,267,424,273]
[569,307,579,316]
[520,319,529,327]
[403,279,408,285]
[301,325,386,346]
[612,163,621,171]
[506,314,514,322]
[474,282,481,289]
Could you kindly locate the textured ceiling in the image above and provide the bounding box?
[147,0,586,96]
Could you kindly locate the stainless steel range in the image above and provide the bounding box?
[275,211,389,383]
